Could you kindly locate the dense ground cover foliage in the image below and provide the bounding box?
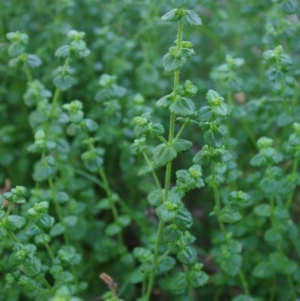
[0,0,300,300]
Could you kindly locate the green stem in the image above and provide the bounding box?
[23,62,32,82]
[38,275,53,293]
[226,91,233,141]
[40,230,55,261]
[4,203,13,223]
[145,220,164,301]
[144,19,183,301]
[174,123,186,142]
[142,278,147,298]
[45,57,69,136]
[143,152,163,193]
[74,167,104,189]
[270,193,275,212]
[287,275,296,301]
[286,158,298,210]
[269,277,276,301]
[238,270,250,296]
[0,216,18,243]
[0,205,19,242]
[99,167,124,250]
[212,286,224,301]
[158,135,168,145]
[74,167,143,228]
[8,230,19,242]
[157,250,171,262]
[184,264,193,301]
[291,86,299,110]
[240,117,257,149]
[211,160,228,245]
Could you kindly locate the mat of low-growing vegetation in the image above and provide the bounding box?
[0,0,300,300]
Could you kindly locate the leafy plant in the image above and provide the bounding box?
[0,0,300,301]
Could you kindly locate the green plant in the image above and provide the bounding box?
[1,0,300,301]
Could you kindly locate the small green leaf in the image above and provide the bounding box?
[49,223,65,236]
[162,53,185,72]
[64,216,78,227]
[20,256,41,278]
[116,215,131,228]
[197,106,212,122]
[204,128,225,148]
[173,139,193,152]
[147,190,163,207]
[168,272,188,291]
[219,252,242,277]
[162,224,182,242]
[252,261,276,279]
[6,215,27,231]
[157,256,176,273]
[27,55,42,68]
[133,247,153,262]
[189,270,209,287]
[269,252,298,275]
[34,234,51,246]
[153,144,177,167]
[260,178,277,194]
[156,202,178,222]
[177,246,197,266]
[169,97,195,116]
[253,204,271,217]
[161,9,181,22]
[183,10,202,26]
[36,214,55,230]
[219,207,242,224]
[0,228,6,239]
[97,198,110,210]
[281,0,297,14]
[55,45,70,57]
[264,228,281,243]
[53,75,75,91]
[173,207,193,229]
[250,154,266,166]
[105,223,121,236]
[211,103,230,117]
[273,206,289,220]
[81,119,98,132]
[8,43,25,57]
[157,94,172,107]
[55,192,69,204]
[130,268,145,284]
[81,148,104,172]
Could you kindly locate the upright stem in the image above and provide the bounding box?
[211,160,228,245]
[40,230,55,261]
[286,158,298,210]
[238,270,250,297]
[269,277,276,301]
[38,275,53,293]
[45,57,69,137]
[287,275,296,301]
[23,62,32,82]
[184,265,193,301]
[99,167,124,250]
[145,220,164,301]
[144,20,183,301]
